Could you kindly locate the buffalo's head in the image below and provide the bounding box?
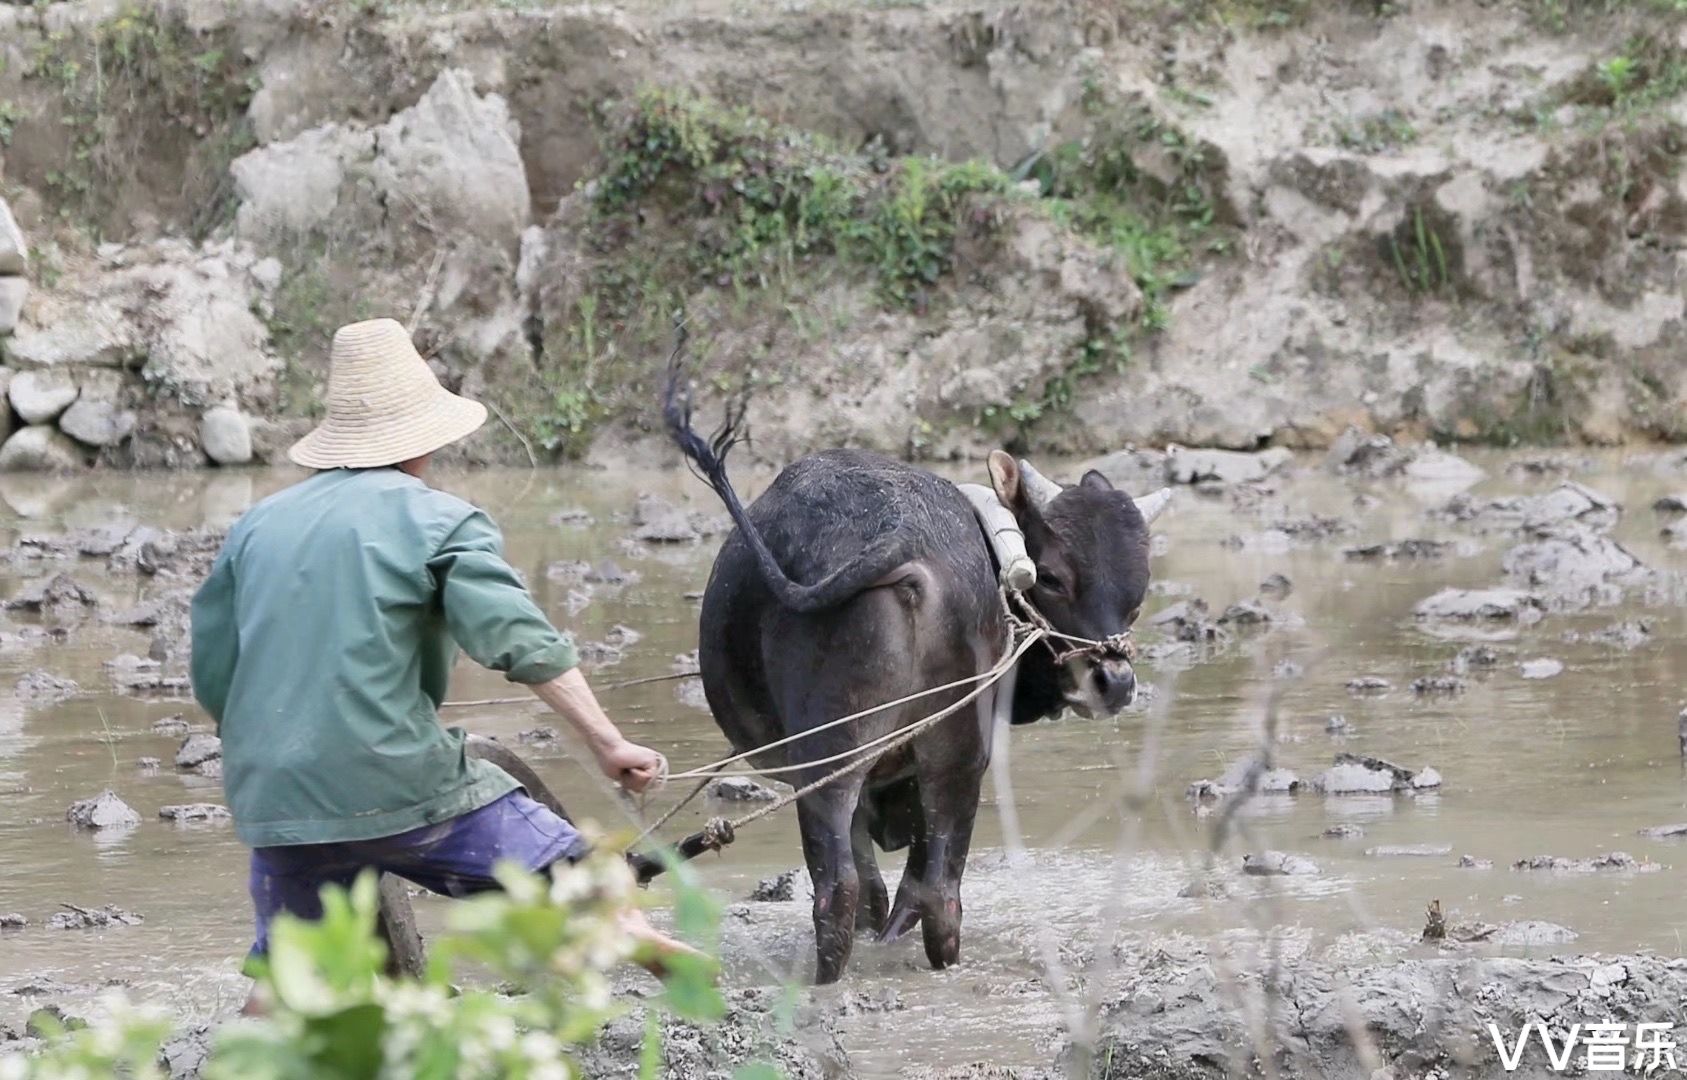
[987,450,1168,717]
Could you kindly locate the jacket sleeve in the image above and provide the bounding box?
[189,545,240,731]
[428,510,579,684]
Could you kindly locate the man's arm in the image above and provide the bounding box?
[189,546,240,732]
[430,510,664,791]
[530,669,665,791]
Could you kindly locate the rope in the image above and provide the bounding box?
[439,670,699,709]
[667,626,1047,780]
[626,623,1045,850]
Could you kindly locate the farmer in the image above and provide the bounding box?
[190,318,695,1006]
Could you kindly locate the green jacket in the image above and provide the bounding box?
[190,468,579,847]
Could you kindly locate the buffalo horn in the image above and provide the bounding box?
[1017,459,1064,508]
[1134,488,1172,524]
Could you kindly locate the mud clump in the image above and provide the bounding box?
[47,904,143,930]
[174,734,222,770]
[706,777,780,803]
[158,804,231,823]
[66,790,141,830]
[1511,852,1661,874]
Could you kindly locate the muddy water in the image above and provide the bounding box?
[1,453,1686,1073]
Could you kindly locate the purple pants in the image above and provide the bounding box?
[247,790,588,956]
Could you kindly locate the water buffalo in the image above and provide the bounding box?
[666,379,1167,983]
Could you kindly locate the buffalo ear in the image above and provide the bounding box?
[987,450,1024,510]
[1079,469,1114,492]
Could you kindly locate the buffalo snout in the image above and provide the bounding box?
[1092,658,1136,712]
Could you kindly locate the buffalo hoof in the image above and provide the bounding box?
[877,905,921,943]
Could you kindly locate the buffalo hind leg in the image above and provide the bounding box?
[879,831,927,942]
[796,777,866,984]
[851,804,888,935]
[916,765,984,970]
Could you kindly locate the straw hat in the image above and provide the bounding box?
[288,318,487,469]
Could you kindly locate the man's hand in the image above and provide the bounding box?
[528,669,672,793]
[593,738,666,793]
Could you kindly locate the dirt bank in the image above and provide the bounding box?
[0,0,1683,469]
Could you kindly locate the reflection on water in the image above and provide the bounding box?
[0,452,1685,1071]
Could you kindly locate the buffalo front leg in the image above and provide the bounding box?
[796,780,865,984]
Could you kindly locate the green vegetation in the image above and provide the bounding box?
[1386,208,1452,294]
[6,853,771,1080]
[512,85,1232,454]
[1331,109,1418,153]
[596,88,1013,307]
[20,6,258,239]
[1526,0,1687,33]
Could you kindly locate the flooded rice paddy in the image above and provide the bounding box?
[1,450,1686,1074]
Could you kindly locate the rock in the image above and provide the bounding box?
[1489,920,1579,946]
[1083,447,1167,494]
[1653,494,1687,514]
[1241,851,1319,876]
[150,715,191,736]
[1636,823,1687,839]
[1312,762,1396,795]
[47,904,142,930]
[1409,675,1464,695]
[1365,844,1452,858]
[1188,757,1299,800]
[1450,644,1500,671]
[1217,600,1271,627]
[707,777,780,803]
[1401,449,1484,490]
[1257,573,1292,600]
[676,677,710,712]
[199,406,253,465]
[1457,855,1494,869]
[1511,852,1659,873]
[1345,676,1391,695]
[15,669,79,702]
[137,757,160,771]
[175,733,222,769]
[106,653,190,695]
[0,277,27,336]
[517,726,557,744]
[1272,659,1302,680]
[1165,446,1290,486]
[1343,540,1451,561]
[159,1024,213,1080]
[368,69,530,245]
[1322,824,1364,839]
[1323,714,1351,735]
[66,790,141,830]
[25,1005,86,1038]
[57,374,137,448]
[585,561,638,586]
[1147,598,1226,644]
[1586,619,1652,650]
[0,913,26,929]
[0,198,28,275]
[1412,588,1543,624]
[1519,658,1563,680]
[7,572,97,613]
[631,493,701,543]
[1663,521,1687,547]
[4,241,277,407]
[549,507,594,527]
[1178,878,1230,900]
[1436,482,1620,534]
[0,426,88,472]
[1500,527,1646,608]
[196,758,223,780]
[1325,427,1412,477]
[750,869,803,902]
[8,369,80,425]
[1314,754,1439,794]
[158,804,232,822]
